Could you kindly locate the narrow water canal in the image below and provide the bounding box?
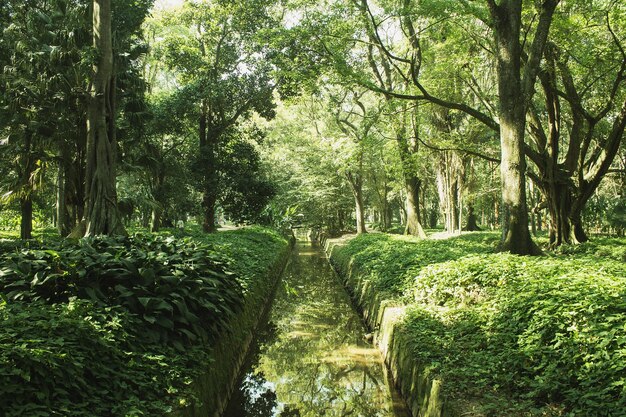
[223,241,411,417]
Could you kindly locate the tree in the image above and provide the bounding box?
[261,100,356,234]
[331,88,385,234]
[0,0,150,238]
[313,0,563,252]
[364,142,399,231]
[158,0,278,232]
[526,2,626,246]
[390,101,427,237]
[487,0,558,254]
[146,102,193,231]
[218,130,276,224]
[0,0,89,239]
[83,0,125,236]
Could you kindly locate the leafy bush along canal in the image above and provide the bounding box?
[223,241,411,417]
[0,227,291,416]
[326,233,626,416]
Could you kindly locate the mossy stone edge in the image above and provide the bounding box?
[170,235,294,417]
[324,235,457,417]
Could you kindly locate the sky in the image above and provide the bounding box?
[153,0,184,11]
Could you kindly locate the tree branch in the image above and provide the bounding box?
[360,0,411,65]
[414,134,501,164]
[522,0,560,103]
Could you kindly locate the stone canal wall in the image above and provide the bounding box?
[324,235,456,417]
[171,236,294,417]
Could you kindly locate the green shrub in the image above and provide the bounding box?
[553,237,626,262]
[0,227,289,416]
[0,300,209,416]
[334,233,626,415]
[0,233,243,346]
[404,253,626,415]
[189,226,289,289]
[331,232,499,296]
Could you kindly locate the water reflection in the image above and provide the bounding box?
[223,242,410,417]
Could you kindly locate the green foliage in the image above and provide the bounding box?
[331,232,499,296]
[334,233,626,415]
[0,300,208,417]
[0,233,243,346]
[164,226,288,290]
[551,236,626,262]
[0,227,288,415]
[261,100,369,234]
[585,195,626,237]
[405,252,626,415]
[146,0,282,227]
[217,131,276,224]
[0,208,49,232]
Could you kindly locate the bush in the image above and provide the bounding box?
[0,300,209,416]
[0,233,244,346]
[552,236,626,262]
[0,227,288,416]
[331,232,499,296]
[405,253,626,415]
[333,233,626,415]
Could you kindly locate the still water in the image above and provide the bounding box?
[223,241,411,417]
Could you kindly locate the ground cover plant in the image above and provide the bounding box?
[331,233,626,416]
[0,227,288,416]
[330,232,500,297]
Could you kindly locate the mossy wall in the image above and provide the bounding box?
[171,237,293,417]
[324,236,457,417]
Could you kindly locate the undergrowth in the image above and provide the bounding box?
[331,232,626,416]
[0,226,288,416]
[330,232,499,296]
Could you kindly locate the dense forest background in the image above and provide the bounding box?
[0,0,624,253]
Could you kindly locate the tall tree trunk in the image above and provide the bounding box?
[420,181,429,230]
[372,170,391,231]
[353,190,366,234]
[435,151,466,233]
[20,196,33,240]
[497,90,536,253]
[398,197,406,227]
[541,176,588,246]
[74,103,87,226]
[56,154,68,236]
[491,0,544,255]
[528,180,538,235]
[203,192,218,232]
[149,167,165,232]
[384,186,392,230]
[84,0,124,236]
[67,147,85,230]
[464,204,481,231]
[395,130,426,237]
[534,86,626,246]
[405,176,426,238]
[200,103,219,233]
[57,141,75,236]
[346,171,367,234]
[151,206,162,232]
[19,132,33,240]
[436,164,458,233]
[150,205,162,232]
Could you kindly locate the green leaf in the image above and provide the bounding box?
[84,287,99,302]
[143,314,157,324]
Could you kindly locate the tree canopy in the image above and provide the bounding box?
[0,0,623,249]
